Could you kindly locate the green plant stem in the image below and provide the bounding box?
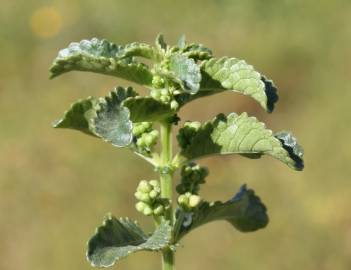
[160,122,175,270]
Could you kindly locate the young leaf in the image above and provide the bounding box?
[274,131,304,170]
[53,97,99,136]
[123,96,175,122]
[169,54,201,93]
[155,33,167,52]
[199,57,278,112]
[177,112,304,170]
[94,87,137,147]
[174,185,268,241]
[50,38,153,86]
[182,43,213,61]
[116,42,160,60]
[87,215,171,268]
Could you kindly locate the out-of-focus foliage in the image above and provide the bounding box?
[0,1,350,270]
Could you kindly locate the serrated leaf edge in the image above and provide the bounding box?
[86,214,172,268]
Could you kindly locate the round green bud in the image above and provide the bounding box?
[139,193,151,203]
[149,130,159,138]
[134,191,144,201]
[189,195,201,208]
[178,194,189,206]
[150,89,161,99]
[149,190,159,199]
[136,137,145,147]
[149,180,159,188]
[143,206,153,216]
[188,121,201,130]
[160,95,170,103]
[132,126,141,136]
[135,201,147,212]
[183,166,193,176]
[170,100,179,110]
[160,88,169,96]
[152,76,165,89]
[138,122,151,132]
[144,134,155,146]
[138,180,152,193]
[153,204,164,216]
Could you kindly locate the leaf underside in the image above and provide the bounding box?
[123,97,174,122]
[87,215,171,268]
[178,112,304,170]
[182,43,213,61]
[198,57,278,112]
[50,38,153,86]
[53,97,99,136]
[169,54,201,93]
[174,185,268,241]
[94,87,137,147]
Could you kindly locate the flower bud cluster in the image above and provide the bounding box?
[150,74,180,111]
[177,192,202,211]
[132,122,159,153]
[176,162,208,194]
[152,75,166,89]
[135,180,165,216]
[176,163,208,211]
[177,121,202,149]
[150,88,179,111]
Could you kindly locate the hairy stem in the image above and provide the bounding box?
[160,122,175,270]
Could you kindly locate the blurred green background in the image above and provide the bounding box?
[1,0,350,269]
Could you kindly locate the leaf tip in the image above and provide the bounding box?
[275,131,304,171]
[262,76,279,113]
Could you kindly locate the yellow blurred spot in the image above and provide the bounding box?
[30,7,63,39]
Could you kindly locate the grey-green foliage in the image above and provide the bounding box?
[87,215,171,267]
[49,34,304,269]
[94,87,137,147]
[50,38,154,86]
[53,97,99,136]
[177,113,304,170]
[168,54,201,93]
[174,185,268,241]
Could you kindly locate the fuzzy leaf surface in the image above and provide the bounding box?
[87,215,171,268]
[94,87,137,147]
[123,97,174,122]
[50,38,153,86]
[53,97,99,136]
[116,42,160,60]
[182,43,213,61]
[169,54,201,93]
[199,57,278,112]
[155,33,167,51]
[178,112,304,170]
[174,185,268,241]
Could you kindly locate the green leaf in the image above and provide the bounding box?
[50,38,153,86]
[177,112,304,170]
[116,42,160,60]
[53,97,99,136]
[174,185,268,241]
[199,57,278,112]
[274,131,304,170]
[182,43,213,61]
[87,215,171,268]
[123,97,174,122]
[94,87,137,147]
[169,54,201,93]
[155,33,167,52]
